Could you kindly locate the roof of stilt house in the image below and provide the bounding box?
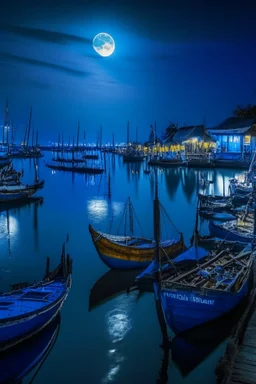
[170,124,215,144]
[207,116,256,135]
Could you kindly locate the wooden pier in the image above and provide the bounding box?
[216,288,256,384]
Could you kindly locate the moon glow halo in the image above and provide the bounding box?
[92,32,115,57]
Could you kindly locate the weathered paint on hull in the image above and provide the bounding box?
[209,221,253,243]
[89,225,185,269]
[0,291,68,351]
[160,269,253,334]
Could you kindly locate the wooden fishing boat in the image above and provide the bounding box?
[0,158,11,169]
[52,157,85,163]
[123,153,146,162]
[147,158,185,167]
[46,163,104,174]
[229,179,253,196]
[0,245,72,351]
[88,224,185,269]
[198,192,251,208]
[170,298,247,376]
[196,232,247,252]
[0,180,44,202]
[209,219,255,243]
[158,244,254,334]
[83,154,99,160]
[0,164,22,186]
[0,314,60,383]
[198,210,236,221]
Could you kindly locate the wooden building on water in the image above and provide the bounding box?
[207,116,256,159]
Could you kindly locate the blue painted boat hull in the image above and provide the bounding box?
[209,221,253,243]
[160,268,253,334]
[0,287,68,350]
[0,315,60,383]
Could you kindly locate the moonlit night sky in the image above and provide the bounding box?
[1,0,256,144]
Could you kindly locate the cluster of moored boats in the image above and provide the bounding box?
[0,151,75,382]
[88,170,256,340]
[0,160,44,203]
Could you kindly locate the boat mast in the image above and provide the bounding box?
[26,106,32,148]
[31,125,35,148]
[127,121,130,147]
[72,136,75,161]
[128,197,134,235]
[154,170,161,274]
[107,172,111,199]
[57,132,60,152]
[112,132,115,150]
[62,132,64,158]
[3,99,8,146]
[100,124,102,149]
[77,121,80,151]
[36,130,38,147]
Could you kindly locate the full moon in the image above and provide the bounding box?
[92,32,115,57]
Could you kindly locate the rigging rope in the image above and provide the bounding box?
[116,199,128,236]
[159,246,179,276]
[130,203,144,238]
[159,202,181,234]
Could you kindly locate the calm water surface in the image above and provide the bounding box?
[0,152,246,383]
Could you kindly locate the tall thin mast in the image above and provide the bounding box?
[36,130,38,147]
[11,122,15,145]
[72,136,75,161]
[100,124,102,149]
[31,125,35,148]
[62,133,64,157]
[3,99,9,145]
[77,121,80,150]
[112,132,115,149]
[57,132,60,151]
[154,170,161,267]
[26,106,32,148]
[127,121,130,146]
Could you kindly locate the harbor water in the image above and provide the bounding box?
[0,152,246,383]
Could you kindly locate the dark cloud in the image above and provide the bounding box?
[2,1,256,43]
[0,52,89,77]
[0,24,91,45]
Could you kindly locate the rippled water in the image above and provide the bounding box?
[0,152,246,383]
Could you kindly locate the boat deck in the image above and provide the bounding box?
[0,281,65,320]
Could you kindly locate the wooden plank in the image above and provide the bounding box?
[242,340,256,348]
[239,346,256,356]
[242,333,256,341]
[231,372,256,384]
[236,353,256,363]
[233,361,256,372]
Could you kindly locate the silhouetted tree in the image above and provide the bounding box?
[233,104,256,117]
[162,122,178,140]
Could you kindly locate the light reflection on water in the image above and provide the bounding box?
[87,199,127,225]
[102,292,137,383]
[0,213,18,239]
